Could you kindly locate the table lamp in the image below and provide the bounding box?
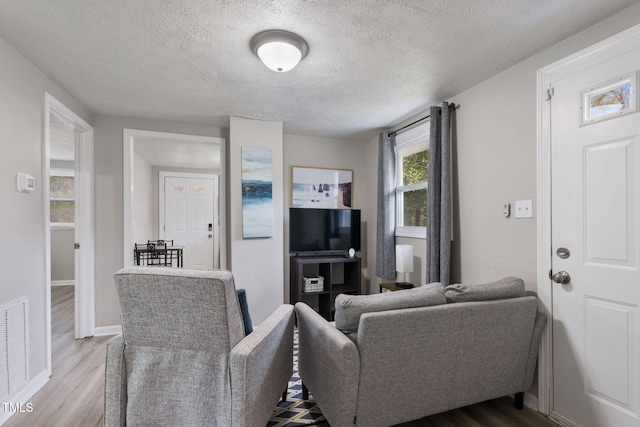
[395,244,414,289]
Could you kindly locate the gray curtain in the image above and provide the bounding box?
[426,102,452,285]
[376,131,396,280]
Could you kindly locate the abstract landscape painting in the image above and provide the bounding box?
[291,166,353,209]
[242,147,273,238]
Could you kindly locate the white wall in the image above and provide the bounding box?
[229,117,284,324]
[283,133,372,297]
[132,151,154,245]
[0,35,91,390]
[93,115,227,327]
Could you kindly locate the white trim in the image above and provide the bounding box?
[550,411,580,427]
[536,21,640,418]
[123,129,227,269]
[524,392,538,412]
[0,369,49,425]
[49,168,74,177]
[536,66,554,416]
[44,93,95,377]
[51,280,75,287]
[50,223,75,230]
[93,324,122,337]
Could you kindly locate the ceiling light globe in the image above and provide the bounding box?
[257,41,302,72]
[250,30,308,73]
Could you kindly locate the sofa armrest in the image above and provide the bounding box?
[355,305,460,426]
[295,303,360,427]
[104,334,127,427]
[230,304,295,427]
[523,311,547,391]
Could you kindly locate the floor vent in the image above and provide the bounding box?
[0,297,30,402]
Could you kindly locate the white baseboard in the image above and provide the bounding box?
[93,324,122,336]
[524,392,538,410]
[0,369,49,426]
[51,280,74,287]
[549,411,577,427]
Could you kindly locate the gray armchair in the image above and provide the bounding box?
[104,267,294,426]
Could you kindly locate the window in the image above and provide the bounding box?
[582,73,636,124]
[50,170,75,226]
[395,122,429,238]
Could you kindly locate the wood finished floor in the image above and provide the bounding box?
[3,286,110,427]
[4,286,559,427]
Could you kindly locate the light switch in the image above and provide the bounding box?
[514,200,533,218]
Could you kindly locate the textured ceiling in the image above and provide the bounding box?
[1,0,638,140]
[135,136,221,170]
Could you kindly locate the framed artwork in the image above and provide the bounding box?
[291,166,353,209]
[242,147,273,238]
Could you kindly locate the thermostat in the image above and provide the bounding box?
[17,173,35,193]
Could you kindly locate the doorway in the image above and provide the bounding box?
[44,93,95,373]
[122,129,226,269]
[538,24,640,426]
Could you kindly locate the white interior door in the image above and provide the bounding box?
[163,175,217,270]
[550,45,640,427]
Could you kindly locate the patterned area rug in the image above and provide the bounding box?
[267,333,326,427]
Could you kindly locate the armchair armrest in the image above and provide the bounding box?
[104,334,127,427]
[295,303,360,427]
[230,304,295,427]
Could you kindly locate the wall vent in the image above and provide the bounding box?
[0,297,30,402]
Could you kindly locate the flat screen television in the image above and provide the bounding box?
[289,208,361,255]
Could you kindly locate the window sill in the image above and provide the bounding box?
[395,226,426,239]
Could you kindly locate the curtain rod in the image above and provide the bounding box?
[387,102,456,137]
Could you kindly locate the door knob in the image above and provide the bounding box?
[208,234,213,238]
[551,270,571,284]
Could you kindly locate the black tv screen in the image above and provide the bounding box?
[289,208,361,255]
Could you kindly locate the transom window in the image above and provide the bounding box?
[395,122,429,238]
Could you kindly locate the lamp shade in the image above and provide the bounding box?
[250,30,308,73]
[395,244,414,274]
[256,41,302,72]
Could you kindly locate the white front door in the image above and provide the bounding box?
[550,43,640,426]
[163,175,217,270]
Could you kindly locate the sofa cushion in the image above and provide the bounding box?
[444,276,525,303]
[334,282,446,333]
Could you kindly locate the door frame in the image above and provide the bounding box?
[536,22,640,416]
[159,171,220,269]
[123,129,227,268]
[43,93,95,372]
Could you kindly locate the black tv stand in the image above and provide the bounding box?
[290,255,361,321]
[292,251,352,258]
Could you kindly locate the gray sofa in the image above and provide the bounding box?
[104,267,295,427]
[295,277,546,427]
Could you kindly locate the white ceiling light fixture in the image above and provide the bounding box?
[250,30,308,73]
